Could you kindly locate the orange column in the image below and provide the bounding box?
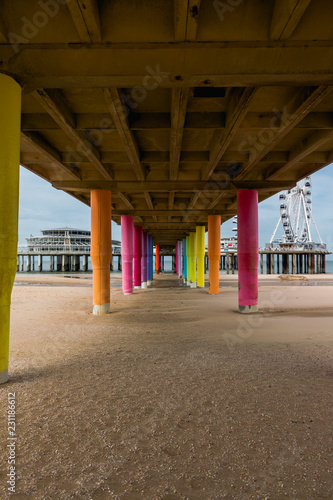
[208,215,221,295]
[90,190,112,315]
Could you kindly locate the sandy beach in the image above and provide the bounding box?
[0,273,332,499]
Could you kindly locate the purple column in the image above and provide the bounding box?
[141,231,148,289]
[121,215,134,295]
[134,225,142,289]
[147,235,152,285]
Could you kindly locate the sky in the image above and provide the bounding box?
[18,164,333,253]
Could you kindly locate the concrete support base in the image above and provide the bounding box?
[93,303,110,315]
[141,282,147,289]
[187,280,191,286]
[0,369,9,384]
[239,305,259,314]
[190,282,197,288]
[134,286,141,289]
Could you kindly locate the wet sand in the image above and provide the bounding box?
[0,274,333,499]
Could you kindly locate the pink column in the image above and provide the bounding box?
[141,231,148,289]
[237,190,258,313]
[121,215,134,295]
[175,243,178,273]
[134,225,142,289]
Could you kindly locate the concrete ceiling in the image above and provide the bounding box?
[1,0,333,244]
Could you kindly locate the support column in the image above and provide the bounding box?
[49,255,54,272]
[121,215,134,295]
[150,238,154,282]
[0,74,21,384]
[21,256,24,272]
[226,254,230,275]
[231,254,235,275]
[189,231,197,288]
[183,238,187,283]
[292,253,296,274]
[57,255,61,271]
[91,190,112,315]
[38,255,43,272]
[196,226,205,287]
[282,253,288,274]
[271,254,275,275]
[26,255,31,272]
[147,236,152,285]
[62,255,69,272]
[17,256,19,272]
[177,240,183,278]
[277,254,280,274]
[141,232,148,288]
[266,253,271,274]
[322,254,326,273]
[155,244,160,275]
[186,235,191,286]
[237,190,258,313]
[134,225,142,288]
[83,254,88,272]
[208,215,221,295]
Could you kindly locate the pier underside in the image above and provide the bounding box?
[0,0,332,244]
[1,0,333,379]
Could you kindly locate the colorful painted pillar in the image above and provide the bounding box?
[237,190,258,313]
[147,236,152,285]
[196,226,205,288]
[134,225,142,289]
[186,235,191,286]
[189,231,197,288]
[150,238,154,282]
[0,74,21,384]
[91,190,112,315]
[175,244,178,274]
[121,215,134,295]
[177,240,183,278]
[183,238,187,283]
[141,231,148,288]
[155,244,160,274]
[208,215,221,294]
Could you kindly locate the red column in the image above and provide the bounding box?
[134,225,142,288]
[155,244,160,274]
[237,190,258,313]
[121,215,134,295]
[91,190,112,315]
[208,215,221,294]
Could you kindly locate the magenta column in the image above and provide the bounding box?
[134,225,142,289]
[121,215,134,295]
[141,231,148,289]
[237,190,259,313]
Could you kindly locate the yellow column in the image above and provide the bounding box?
[91,190,112,315]
[186,235,191,285]
[190,231,197,288]
[196,226,205,288]
[0,75,21,384]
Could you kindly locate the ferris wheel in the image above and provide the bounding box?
[270,176,323,248]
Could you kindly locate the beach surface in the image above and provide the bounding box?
[0,273,333,499]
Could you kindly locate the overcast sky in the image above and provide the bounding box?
[18,164,333,252]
